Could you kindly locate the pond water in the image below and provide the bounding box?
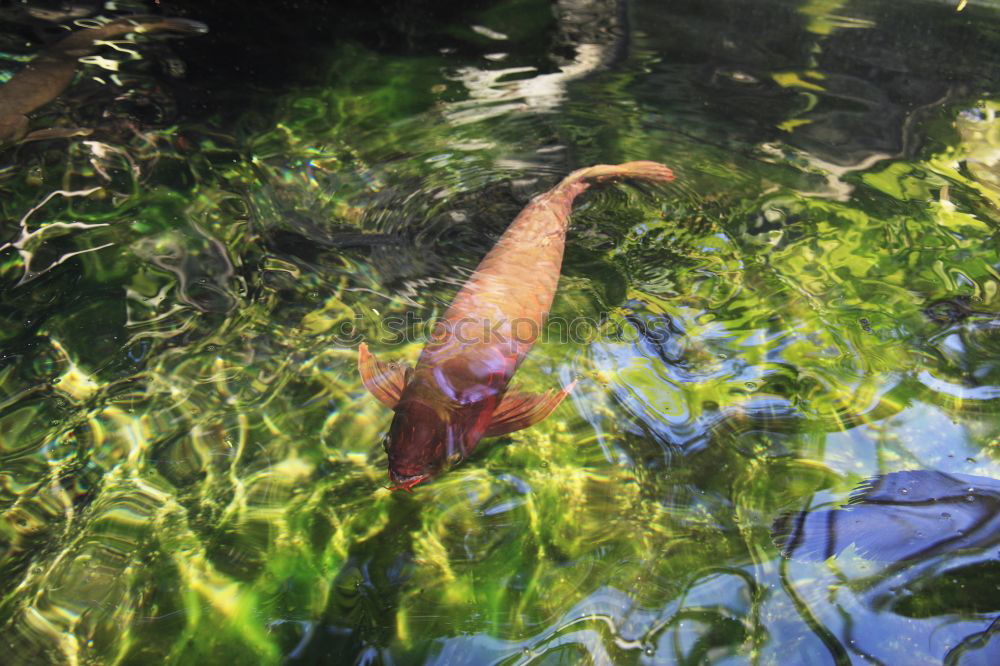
[1,0,1000,664]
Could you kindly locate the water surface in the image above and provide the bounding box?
[2,0,1000,663]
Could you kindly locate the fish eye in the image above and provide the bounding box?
[381,433,391,453]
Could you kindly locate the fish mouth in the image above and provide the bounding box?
[388,473,429,493]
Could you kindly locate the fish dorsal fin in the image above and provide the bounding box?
[358,342,412,408]
[484,380,577,438]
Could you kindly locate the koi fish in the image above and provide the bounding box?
[772,470,1000,561]
[0,14,208,146]
[359,161,675,490]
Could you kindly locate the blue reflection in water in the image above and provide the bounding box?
[773,470,1000,664]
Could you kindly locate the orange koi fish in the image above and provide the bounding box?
[359,161,675,490]
[0,15,208,145]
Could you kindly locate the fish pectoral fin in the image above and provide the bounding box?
[484,380,577,438]
[358,342,411,408]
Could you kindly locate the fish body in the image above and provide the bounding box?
[0,15,208,145]
[359,161,675,489]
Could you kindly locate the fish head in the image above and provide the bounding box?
[384,397,493,490]
[384,399,450,490]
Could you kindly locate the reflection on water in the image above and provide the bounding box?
[773,470,1000,561]
[1,0,1000,663]
[772,470,1000,664]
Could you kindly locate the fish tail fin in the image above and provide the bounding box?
[560,161,675,188]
